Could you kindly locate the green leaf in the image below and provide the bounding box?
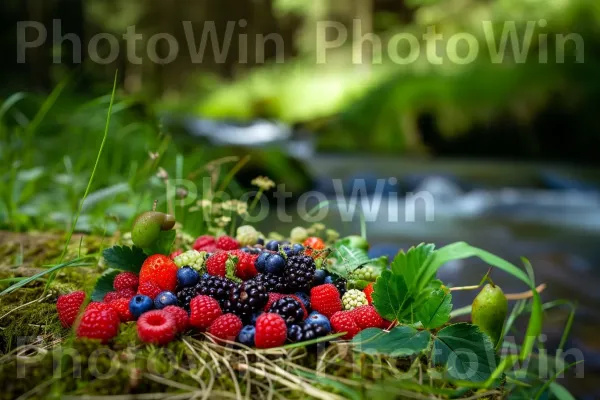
[352,326,431,357]
[91,270,120,302]
[416,288,452,329]
[432,323,497,382]
[225,255,242,283]
[372,270,412,322]
[391,243,436,290]
[102,245,147,272]
[143,229,176,256]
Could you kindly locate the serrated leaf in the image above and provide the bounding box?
[432,323,497,382]
[91,270,120,301]
[143,229,176,256]
[372,270,412,322]
[416,288,452,329]
[391,243,436,290]
[352,326,431,357]
[328,245,382,279]
[102,245,147,272]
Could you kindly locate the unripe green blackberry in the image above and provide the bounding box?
[236,225,259,246]
[290,227,308,243]
[350,266,379,282]
[342,289,368,310]
[174,250,206,273]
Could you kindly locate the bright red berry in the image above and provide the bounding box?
[169,249,183,260]
[206,252,229,277]
[117,288,136,300]
[76,308,120,343]
[232,250,258,280]
[137,281,162,299]
[263,292,285,311]
[137,310,177,345]
[162,306,189,333]
[139,254,178,292]
[216,235,239,251]
[189,295,222,330]
[86,302,115,313]
[193,235,217,252]
[113,272,139,291]
[380,319,393,330]
[254,313,287,349]
[310,284,342,318]
[208,314,243,342]
[351,305,383,329]
[103,291,120,303]
[363,283,374,305]
[303,237,325,257]
[56,291,86,328]
[109,297,135,322]
[330,311,361,340]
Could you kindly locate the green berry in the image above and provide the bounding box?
[290,227,308,243]
[342,289,368,310]
[174,250,204,269]
[349,266,379,282]
[236,225,259,246]
[471,283,508,346]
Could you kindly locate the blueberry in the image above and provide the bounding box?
[313,269,327,285]
[256,237,265,245]
[265,240,280,251]
[324,276,334,285]
[306,311,331,333]
[250,312,263,325]
[255,251,272,273]
[129,294,153,318]
[292,244,304,254]
[237,325,256,346]
[154,291,178,309]
[177,266,200,287]
[294,292,311,310]
[265,254,286,275]
[281,245,296,257]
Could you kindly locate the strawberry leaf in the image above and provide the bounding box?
[352,326,431,357]
[372,270,413,322]
[391,243,436,290]
[432,323,497,382]
[91,269,120,302]
[416,288,453,329]
[102,245,147,273]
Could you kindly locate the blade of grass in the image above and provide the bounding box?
[533,361,583,400]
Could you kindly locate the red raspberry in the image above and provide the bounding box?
[351,305,383,329]
[216,235,239,251]
[117,288,136,300]
[169,249,183,260]
[139,254,178,292]
[113,272,139,291]
[206,252,229,277]
[208,314,243,341]
[193,235,217,252]
[189,295,222,330]
[103,291,120,303]
[254,313,287,349]
[86,302,115,313]
[137,310,177,345]
[137,281,162,299]
[56,291,86,328]
[109,297,135,322]
[310,284,342,318]
[76,308,120,343]
[162,306,189,333]
[231,250,258,280]
[330,311,361,340]
[363,283,374,305]
[263,292,285,311]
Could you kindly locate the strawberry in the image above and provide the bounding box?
[330,311,361,340]
[231,250,258,280]
[206,252,229,277]
[310,284,342,318]
[363,283,374,305]
[139,254,178,292]
[351,305,383,329]
[56,291,86,328]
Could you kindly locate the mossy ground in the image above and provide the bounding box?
[0,231,500,399]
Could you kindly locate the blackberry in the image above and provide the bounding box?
[251,273,289,293]
[287,322,328,343]
[195,275,237,304]
[269,297,304,325]
[284,255,316,292]
[223,280,268,322]
[176,286,197,311]
[334,278,347,297]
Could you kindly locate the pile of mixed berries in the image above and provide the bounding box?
[56,233,387,348]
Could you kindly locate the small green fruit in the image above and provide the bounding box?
[131,211,175,248]
[471,283,508,346]
[343,235,369,251]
